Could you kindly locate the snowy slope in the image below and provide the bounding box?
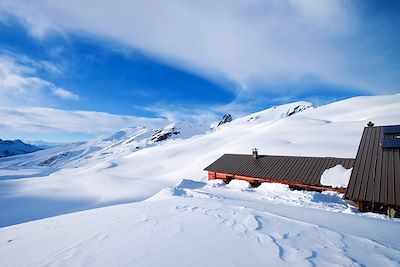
[1,96,400,227]
[0,180,399,267]
[0,139,41,158]
[0,95,400,266]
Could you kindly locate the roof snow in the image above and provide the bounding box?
[320,165,353,188]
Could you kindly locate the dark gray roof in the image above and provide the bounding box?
[204,154,355,186]
[345,125,400,207]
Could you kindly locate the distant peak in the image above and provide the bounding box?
[0,139,42,158]
[218,114,233,127]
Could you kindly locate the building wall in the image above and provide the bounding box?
[208,172,215,179]
[207,171,346,193]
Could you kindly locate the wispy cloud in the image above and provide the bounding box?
[1,0,399,94]
[140,100,275,126]
[51,87,79,101]
[0,51,167,141]
[0,51,79,106]
[0,106,166,134]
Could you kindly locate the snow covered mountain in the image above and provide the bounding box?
[0,103,311,170]
[1,97,398,219]
[0,121,209,169]
[0,139,41,158]
[0,95,399,266]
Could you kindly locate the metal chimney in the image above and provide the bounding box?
[367,121,374,127]
[252,148,259,159]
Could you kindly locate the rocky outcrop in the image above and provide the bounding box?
[217,114,232,126]
[284,104,313,117]
[150,126,180,143]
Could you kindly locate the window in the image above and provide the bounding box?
[381,138,400,148]
[381,126,400,148]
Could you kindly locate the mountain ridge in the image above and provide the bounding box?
[0,139,42,158]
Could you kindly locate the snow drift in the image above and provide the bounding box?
[0,179,399,267]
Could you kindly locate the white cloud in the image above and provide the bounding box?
[1,0,398,94]
[0,51,165,140]
[0,53,79,106]
[144,105,220,126]
[140,100,265,126]
[0,106,166,134]
[51,87,79,101]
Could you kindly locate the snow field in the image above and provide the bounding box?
[1,179,399,267]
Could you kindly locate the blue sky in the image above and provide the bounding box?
[0,18,235,114]
[0,1,399,142]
